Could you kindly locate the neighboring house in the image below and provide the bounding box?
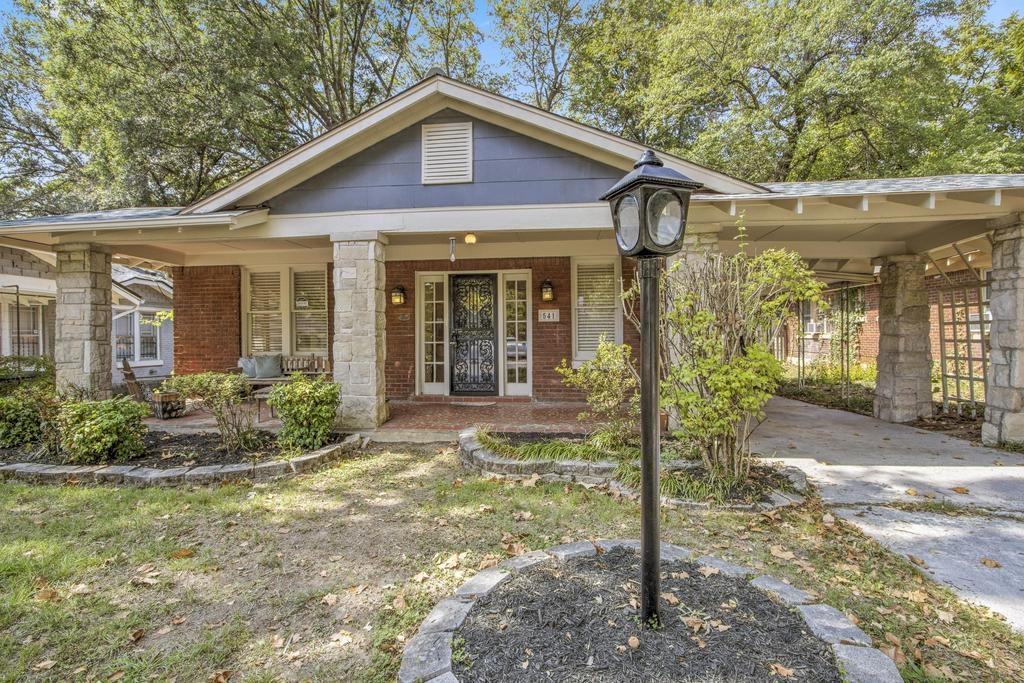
[0,74,1022,444]
[0,245,174,385]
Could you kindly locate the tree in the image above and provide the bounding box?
[492,0,587,111]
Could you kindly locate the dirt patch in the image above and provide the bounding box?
[454,548,839,682]
[908,413,983,443]
[0,430,348,467]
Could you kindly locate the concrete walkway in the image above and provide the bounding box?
[755,397,1024,631]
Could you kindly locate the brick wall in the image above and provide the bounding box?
[385,256,634,401]
[169,265,241,374]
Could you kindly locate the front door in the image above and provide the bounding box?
[450,274,498,395]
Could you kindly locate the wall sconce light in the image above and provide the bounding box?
[449,237,457,263]
[541,279,554,302]
[464,232,477,245]
[390,285,406,305]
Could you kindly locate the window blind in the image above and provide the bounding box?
[292,270,328,354]
[575,263,617,357]
[422,122,473,184]
[249,271,282,353]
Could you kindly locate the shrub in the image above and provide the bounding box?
[0,394,42,448]
[58,397,149,464]
[162,372,259,454]
[0,355,55,397]
[556,338,639,449]
[267,374,340,451]
[629,235,823,480]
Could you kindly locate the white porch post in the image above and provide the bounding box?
[54,243,112,398]
[983,220,1024,445]
[332,233,389,428]
[873,254,932,422]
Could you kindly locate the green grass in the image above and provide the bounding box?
[476,429,634,462]
[2,445,1023,682]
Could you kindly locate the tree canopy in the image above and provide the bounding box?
[0,0,1021,217]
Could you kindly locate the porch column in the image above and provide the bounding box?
[332,233,388,429]
[873,254,932,422]
[678,223,721,266]
[54,243,112,397]
[983,221,1024,445]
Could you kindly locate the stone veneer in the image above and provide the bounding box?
[873,255,933,423]
[54,243,112,397]
[333,235,388,428]
[984,221,1024,444]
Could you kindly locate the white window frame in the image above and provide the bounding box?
[571,257,623,364]
[242,266,329,357]
[421,121,473,185]
[415,269,532,397]
[0,299,46,357]
[113,307,163,367]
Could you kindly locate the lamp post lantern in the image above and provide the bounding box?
[600,150,702,625]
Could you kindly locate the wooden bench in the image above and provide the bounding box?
[239,355,331,388]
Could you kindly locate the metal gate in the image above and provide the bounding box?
[935,274,990,417]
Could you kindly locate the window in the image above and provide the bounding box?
[572,260,621,361]
[7,304,43,357]
[503,275,530,395]
[421,276,447,390]
[115,311,162,364]
[245,267,329,356]
[421,122,473,184]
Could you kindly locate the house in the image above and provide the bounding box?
[0,244,174,385]
[0,75,1022,444]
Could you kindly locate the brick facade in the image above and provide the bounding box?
[385,256,635,401]
[170,265,241,374]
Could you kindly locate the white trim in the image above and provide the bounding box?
[415,273,449,395]
[1,301,45,357]
[499,271,533,396]
[182,75,764,214]
[0,209,267,235]
[571,257,623,362]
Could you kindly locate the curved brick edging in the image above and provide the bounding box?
[0,434,363,487]
[457,428,809,512]
[398,539,902,683]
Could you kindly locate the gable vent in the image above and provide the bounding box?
[422,122,473,184]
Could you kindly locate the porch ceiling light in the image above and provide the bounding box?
[598,150,703,628]
[464,232,477,244]
[390,285,406,305]
[541,279,554,302]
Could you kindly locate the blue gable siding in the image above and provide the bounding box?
[267,110,624,214]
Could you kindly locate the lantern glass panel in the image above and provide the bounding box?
[647,190,683,246]
[615,195,641,251]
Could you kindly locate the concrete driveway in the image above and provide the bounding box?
[754,397,1024,631]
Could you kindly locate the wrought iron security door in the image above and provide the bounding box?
[450,274,498,395]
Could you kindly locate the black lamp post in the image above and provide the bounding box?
[600,150,702,625]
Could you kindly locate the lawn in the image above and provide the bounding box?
[2,444,1022,682]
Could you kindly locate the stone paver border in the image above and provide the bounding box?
[399,539,902,683]
[0,434,362,487]
[458,428,808,511]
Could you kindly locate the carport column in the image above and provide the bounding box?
[983,221,1024,445]
[332,233,389,429]
[872,255,932,422]
[53,243,112,398]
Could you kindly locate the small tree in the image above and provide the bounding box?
[556,338,639,450]
[162,372,260,454]
[629,239,823,479]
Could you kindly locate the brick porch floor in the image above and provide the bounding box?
[379,400,596,434]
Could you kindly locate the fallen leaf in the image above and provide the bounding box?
[155,625,172,636]
[690,635,707,649]
[478,554,501,570]
[981,558,1002,569]
[709,619,731,632]
[68,583,92,596]
[669,571,690,580]
[950,486,970,495]
[33,587,60,603]
[171,615,186,625]
[697,566,720,578]
[170,547,195,559]
[330,631,353,646]
[770,662,795,678]
[908,554,928,568]
[661,592,680,606]
[392,593,407,611]
[627,636,640,650]
[411,572,430,583]
[33,660,56,671]
[770,545,795,561]
[129,628,145,643]
[208,671,231,683]
[905,488,918,496]
[521,473,540,487]
[884,633,901,646]
[321,593,339,606]
[936,609,954,624]
[478,504,495,514]
[682,615,705,633]
[821,513,835,526]
[512,510,533,521]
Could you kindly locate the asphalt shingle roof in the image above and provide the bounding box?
[0,207,182,229]
[698,174,1024,200]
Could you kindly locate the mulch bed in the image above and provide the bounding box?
[0,430,318,468]
[909,412,983,443]
[453,548,840,682]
